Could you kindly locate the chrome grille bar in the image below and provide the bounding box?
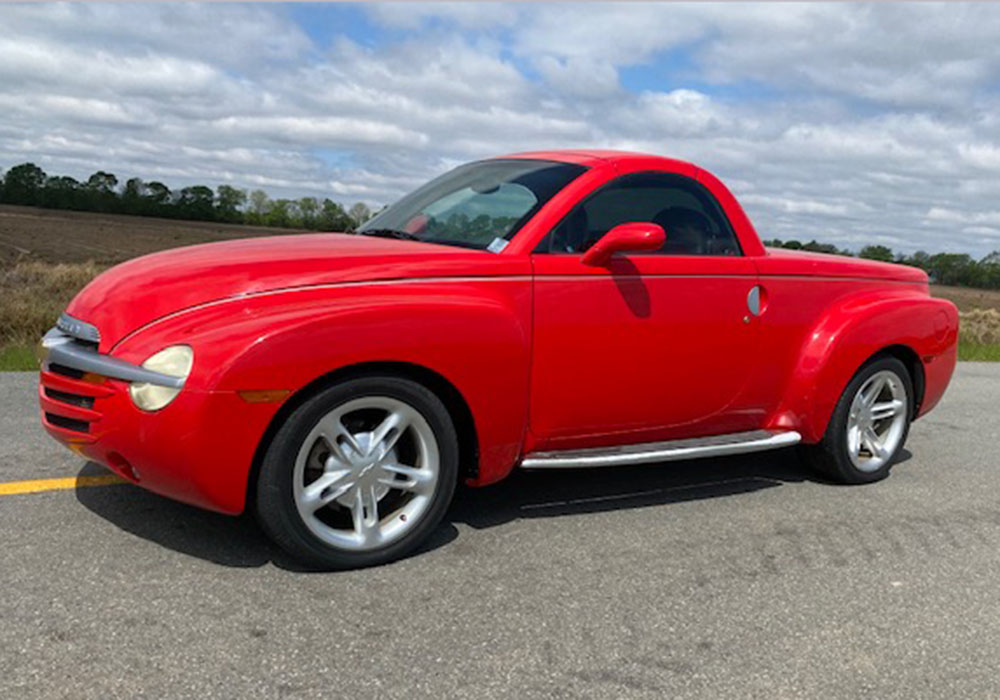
[39,328,184,388]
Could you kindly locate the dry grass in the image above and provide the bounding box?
[0,260,106,346]
[959,308,1000,346]
[931,285,1000,361]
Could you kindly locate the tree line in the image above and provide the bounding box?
[763,238,1000,290]
[0,162,374,231]
[2,162,999,290]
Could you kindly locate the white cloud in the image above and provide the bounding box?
[739,195,853,218]
[958,143,1000,170]
[211,116,429,148]
[1,3,999,256]
[533,56,621,99]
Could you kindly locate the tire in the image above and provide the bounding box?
[801,356,913,484]
[255,376,459,569]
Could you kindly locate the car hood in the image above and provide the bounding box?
[66,233,523,349]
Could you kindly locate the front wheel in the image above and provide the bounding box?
[256,376,459,569]
[802,356,913,484]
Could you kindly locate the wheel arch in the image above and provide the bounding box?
[877,344,925,418]
[245,361,480,513]
[768,291,945,442]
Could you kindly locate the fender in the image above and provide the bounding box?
[767,289,958,442]
[112,277,533,510]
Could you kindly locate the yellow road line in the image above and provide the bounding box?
[0,474,127,496]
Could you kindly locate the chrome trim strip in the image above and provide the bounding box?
[56,312,101,344]
[520,430,802,469]
[40,329,184,388]
[755,274,925,285]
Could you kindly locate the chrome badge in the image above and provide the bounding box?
[56,313,101,343]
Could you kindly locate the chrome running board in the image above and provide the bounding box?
[520,430,802,469]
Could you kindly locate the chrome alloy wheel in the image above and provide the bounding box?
[292,396,440,551]
[846,369,908,473]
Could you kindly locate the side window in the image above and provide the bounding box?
[542,172,741,256]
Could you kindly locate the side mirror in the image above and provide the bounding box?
[581,222,666,267]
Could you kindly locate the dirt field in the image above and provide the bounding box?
[0,204,309,266]
[930,284,1000,312]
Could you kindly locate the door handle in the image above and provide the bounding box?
[747,285,763,316]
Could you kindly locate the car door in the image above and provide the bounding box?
[529,171,762,449]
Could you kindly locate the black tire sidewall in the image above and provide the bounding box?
[256,376,459,569]
[821,356,913,483]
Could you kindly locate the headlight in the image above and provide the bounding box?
[128,345,194,411]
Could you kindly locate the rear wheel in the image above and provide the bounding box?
[802,356,913,483]
[256,376,458,569]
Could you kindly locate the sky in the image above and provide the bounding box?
[3,2,1000,257]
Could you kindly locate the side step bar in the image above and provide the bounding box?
[520,430,802,469]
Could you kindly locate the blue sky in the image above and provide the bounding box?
[287,4,377,49]
[3,3,1000,256]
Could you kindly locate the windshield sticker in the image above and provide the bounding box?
[487,237,509,254]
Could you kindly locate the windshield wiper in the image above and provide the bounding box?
[359,228,422,241]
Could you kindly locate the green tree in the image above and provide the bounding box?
[247,189,270,225]
[318,198,353,231]
[802,240,844,255]
[907,250,931,269]
[41,175,81,210]
[144,182,172,216]
[266,199,293,228]
[297,197,319,229]
[348,202,372,229]
[86,171,118,193]
[2,163,47,205]
[859,245,894,263]
[84,171,119,212]
[287,200,304,228]
[979,253,1000,289]
[982,251,1000,266]
[121,177,146,215]
[926,253,973,285]
[215,185,247,223]
[177,185,215,221]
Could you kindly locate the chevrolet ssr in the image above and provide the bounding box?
[39,150,959,568]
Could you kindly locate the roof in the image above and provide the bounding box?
[496,149,695,169]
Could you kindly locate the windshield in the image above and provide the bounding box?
[358,159,587,250]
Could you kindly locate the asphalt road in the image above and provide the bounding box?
[2,365,999,699]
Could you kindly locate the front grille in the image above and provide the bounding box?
[49,363,85,379]
[40,328,111,439]
[44,388,95,409]
[45,413,90,433]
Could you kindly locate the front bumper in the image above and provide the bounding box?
[37,321,279,515]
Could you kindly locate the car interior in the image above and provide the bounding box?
[544,175,741,256]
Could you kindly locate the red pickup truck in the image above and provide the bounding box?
[39,150,959,568]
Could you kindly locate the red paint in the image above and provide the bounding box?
[41,150,959,514]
